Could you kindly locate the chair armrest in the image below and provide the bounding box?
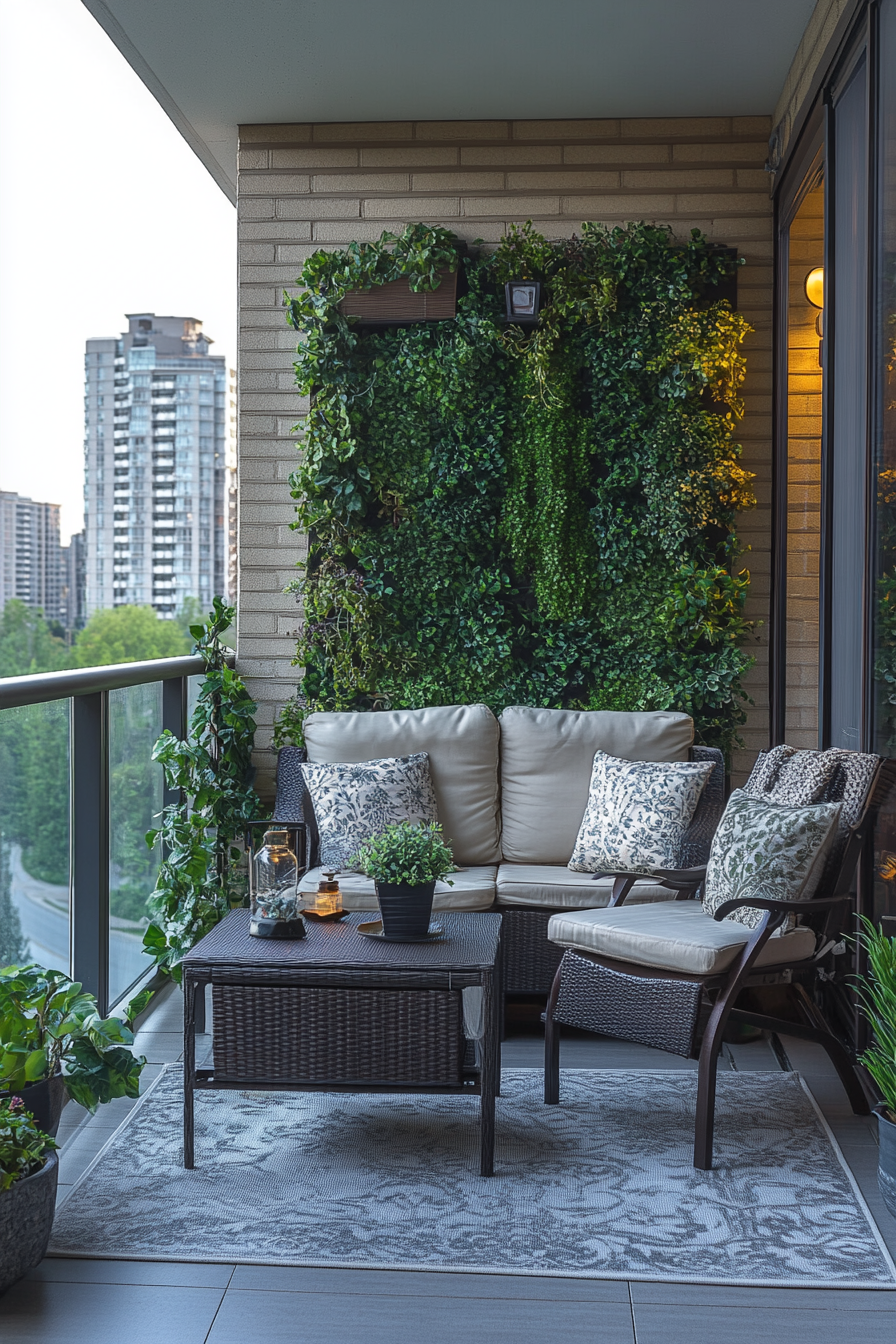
[712,893,852,921]
[589,866,706,887]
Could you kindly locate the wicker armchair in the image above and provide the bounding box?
[543,749,895,1170]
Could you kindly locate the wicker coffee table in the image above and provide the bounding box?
[182,909,503,1176]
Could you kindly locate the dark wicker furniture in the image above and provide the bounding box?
[544,751,896,1170]
[269,741,726,998]
[182,909,503,1176]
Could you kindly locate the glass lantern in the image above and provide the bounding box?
[249,829,305,939]
[314,870,343,918]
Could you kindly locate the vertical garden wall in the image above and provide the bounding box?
[277,222,755,759]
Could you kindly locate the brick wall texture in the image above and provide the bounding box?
[236,116,773,799]
[773,0,852,166]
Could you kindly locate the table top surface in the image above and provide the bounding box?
[183,909,502,974]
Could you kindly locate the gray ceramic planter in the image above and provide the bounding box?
[0,1073,66,1138]
[375,880,436,940]
[875,1105,896,1220]
[0,1151,58,1294]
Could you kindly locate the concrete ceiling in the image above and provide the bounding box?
[81,0,817,202]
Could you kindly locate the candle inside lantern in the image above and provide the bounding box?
[315,870,343,916]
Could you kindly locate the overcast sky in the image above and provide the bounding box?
[0,0,237,543]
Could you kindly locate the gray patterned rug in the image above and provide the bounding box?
[50,1066,896,1287]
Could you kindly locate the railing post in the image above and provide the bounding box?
[71,691,110,1014]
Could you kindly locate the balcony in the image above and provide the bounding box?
[1,656,895,1341]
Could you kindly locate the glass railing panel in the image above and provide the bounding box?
[0,700,71,972]
[187,672,203,725]
[108,681,163,1003]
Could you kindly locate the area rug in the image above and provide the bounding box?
[50,1066,896,1287]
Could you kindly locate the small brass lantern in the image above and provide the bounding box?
[314,870,344,919]
[249,829,305,939]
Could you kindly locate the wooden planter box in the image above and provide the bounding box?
[339,267,458,323]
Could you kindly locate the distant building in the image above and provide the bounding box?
[61,530,86,633]
[0,491,63,623]
[83,314,236,620]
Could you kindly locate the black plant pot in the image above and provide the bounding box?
[375,881,437,941]
[0,1073,65,1138]
[0,1151,58,1294]
[875,1105,896,1220]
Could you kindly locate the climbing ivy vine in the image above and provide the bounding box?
[276,221,756,759]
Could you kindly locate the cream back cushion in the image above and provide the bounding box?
[498,706,694,864]
[303,704,501,865]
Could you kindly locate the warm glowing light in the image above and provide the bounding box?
[805,266,824,309]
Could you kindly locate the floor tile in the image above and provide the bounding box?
[28,1258,234,1288]
[630,1302,896,1343]
[629,1281,896,1309]
[0,1280,225,1344]
[130,1031,185,1064]
[207,1288,635,1343]
[229,1264,628,1300]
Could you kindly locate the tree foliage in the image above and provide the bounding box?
[75,605,191,667]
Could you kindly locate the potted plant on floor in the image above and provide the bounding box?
[0,964,146,1135]
[0,1095,58,1293]
[354,821,454,941]
[856,918,896,1218]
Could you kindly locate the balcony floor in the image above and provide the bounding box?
[3,983,895,1342]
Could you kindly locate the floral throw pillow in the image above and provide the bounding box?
[567,752,715,875]
[702,789,842,930]
[302,753,438,870]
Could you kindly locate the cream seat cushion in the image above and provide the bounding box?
[547,902,817,975]
[498,706,694,865]
[304,705,501,866]
[300,865,497,912]
[496,864,676,910]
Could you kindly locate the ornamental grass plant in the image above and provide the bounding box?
[353,821,455,889]
[856,917,896,1121]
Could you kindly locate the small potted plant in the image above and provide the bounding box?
[856,918,896,1218]
[0,1096,59,1293]
[0,964,146,1135]
[354,821,454,941]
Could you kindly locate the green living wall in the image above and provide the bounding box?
[277,222,756,759]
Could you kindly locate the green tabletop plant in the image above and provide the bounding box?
[354,821,455,889]
[0,964,145,1115]
[354,821,455,941]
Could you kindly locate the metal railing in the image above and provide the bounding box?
[0,654,233,1015]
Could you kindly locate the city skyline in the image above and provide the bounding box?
[0,0,237,544]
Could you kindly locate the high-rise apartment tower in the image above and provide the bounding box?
[0,491,63,622]
[83,314,236,619]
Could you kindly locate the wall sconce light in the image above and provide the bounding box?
[804,266,824,365]
[804,266,824,310]
[504,281,541,324]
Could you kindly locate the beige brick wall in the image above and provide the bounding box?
[773,0,853,168]
[236,117,773,798]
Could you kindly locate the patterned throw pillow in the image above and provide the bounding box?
[302,753,438,870]
[567,752,715,875]
[744,743,839,805]
[702,789,841,930]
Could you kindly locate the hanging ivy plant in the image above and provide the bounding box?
[276,221,756,760]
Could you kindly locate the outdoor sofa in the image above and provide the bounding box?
[272,704,725,997]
